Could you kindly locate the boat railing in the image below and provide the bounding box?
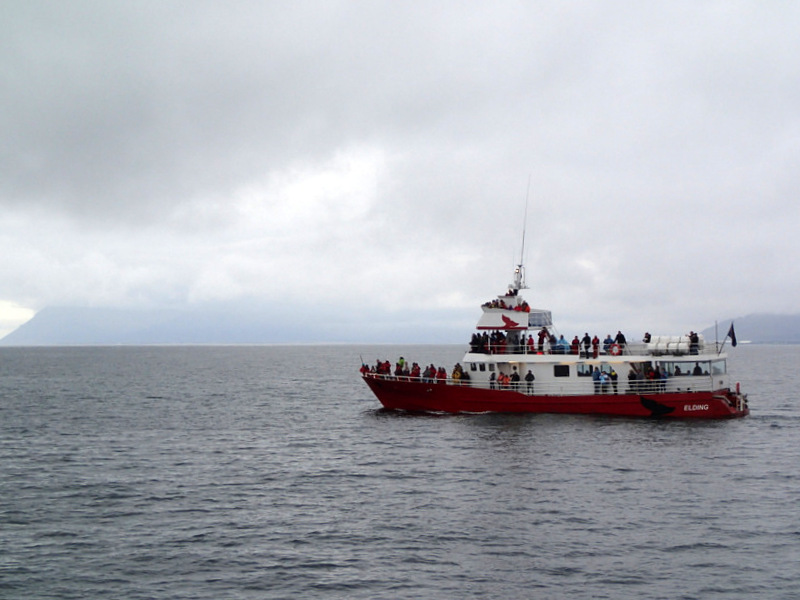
[467,342,709,358]
[364,372,720,396]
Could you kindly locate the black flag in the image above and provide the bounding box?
[727,323,737,347]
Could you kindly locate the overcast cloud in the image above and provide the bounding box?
[1,1,798,340]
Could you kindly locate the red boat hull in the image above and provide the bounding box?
[363,375,749,419]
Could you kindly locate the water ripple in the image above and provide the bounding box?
[1,344,798,599]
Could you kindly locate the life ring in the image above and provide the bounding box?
[609,343,621,356]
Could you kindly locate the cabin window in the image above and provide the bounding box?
[470,362,477,371]
[711,360,726,375]
[689,361,710,376]
[488,363,495,372]
[577,364,593,377]
[664,362,692,376]
[479,363,486,371]
[554,365,570,377]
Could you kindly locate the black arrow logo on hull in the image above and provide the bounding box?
[639,396,676,417]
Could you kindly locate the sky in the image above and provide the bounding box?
[1,1,799,341]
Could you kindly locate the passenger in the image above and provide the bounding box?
[498,372,508,389]
[556,335,569,354]
[581,333,592,357]
[510,367,520,390]
[436,367,447,383]
[628,367,638,393]
[591,335,600,359]
[592,367,601,394]
[693,362,702,376]
[645,366,656,393]
[452,363,462,384]
[654,366,664,393]
[636,369,646,392]
[600,370,610,394]
[538,328,548,354]
[571,336,580,355]
[525,369,535,394]
[643,332,651,343]
[489,331,498,354]
[470,333,480,352]
[609,368,618,394]
[614,330,627,349]
[411,363,421,379]
[689,331,699,355]
[603,334,614,354]
[490,372,497,389]
[461,370,471,386]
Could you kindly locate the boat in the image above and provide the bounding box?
[361,261,748,419]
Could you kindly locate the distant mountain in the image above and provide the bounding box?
[5,306,798,346]
[701,313,800,344]
[0,306,283,345]
[0,304,467,345]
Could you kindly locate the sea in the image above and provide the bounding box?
[1,343,798,600]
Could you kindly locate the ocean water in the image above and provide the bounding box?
[1,344,798,599]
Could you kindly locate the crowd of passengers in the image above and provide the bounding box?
[482,297,531,311]
[361,358,471,384]
[362,357,711,394]
[470,328,629,356]
[624,362,709,393]
[470,329,705,356]
[586,365,689,395]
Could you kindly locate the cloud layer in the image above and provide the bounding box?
[2,1,799,339]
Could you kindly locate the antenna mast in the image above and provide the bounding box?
[512,176,531,292]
